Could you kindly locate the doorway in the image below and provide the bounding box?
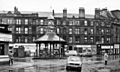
[0,44,4,55]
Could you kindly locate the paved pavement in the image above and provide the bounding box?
[0,55,120,72]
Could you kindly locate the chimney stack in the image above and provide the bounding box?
[79,7,85,18]
[95,8,100,19]
[63,8,67,18]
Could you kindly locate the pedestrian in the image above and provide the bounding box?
[8,51,14,66]
[104,52,108,65]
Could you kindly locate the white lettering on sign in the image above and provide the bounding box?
[101,46,113,49]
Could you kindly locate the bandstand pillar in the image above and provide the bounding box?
[53,43,54,56]
[50,43,51,57]
[45,43,48,57]
[39,43,41,57]
[36,44,39,57]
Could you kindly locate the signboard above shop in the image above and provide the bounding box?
[114,44,119,49]
[0,33,12,42]
[101,46,113,49]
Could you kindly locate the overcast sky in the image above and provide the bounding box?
[0,0,120,14]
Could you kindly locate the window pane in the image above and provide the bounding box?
[69,28,72,34]
[84,20,87,26]
[25,19,28,25]
[25,28,28,34]
[57,28,59,34]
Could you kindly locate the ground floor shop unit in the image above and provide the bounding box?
[9,43,36,57]
[97,44,120,55]
[0,42,10,65]
[68,45,97,55]
[0,41,12,65]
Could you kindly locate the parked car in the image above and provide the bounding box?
[79,51,92,57]
[66,56,82,71]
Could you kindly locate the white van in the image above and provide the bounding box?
[65,50,78,56]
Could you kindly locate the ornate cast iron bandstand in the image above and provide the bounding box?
[34,15,67,59]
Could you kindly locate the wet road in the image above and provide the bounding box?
[1,55,120,72]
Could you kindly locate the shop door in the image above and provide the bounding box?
[0,44,4,55]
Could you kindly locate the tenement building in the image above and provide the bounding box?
[0,7,120,55]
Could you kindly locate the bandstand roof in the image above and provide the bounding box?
[34,32,66,43]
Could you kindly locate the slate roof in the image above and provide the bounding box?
[0,11,94,18]
[35,32,65,43]
[38,12,94,18]
[111,10,120,19]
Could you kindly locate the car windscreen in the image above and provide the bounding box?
[68,56,81,61]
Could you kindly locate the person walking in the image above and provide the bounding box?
[104,52,109,65]
[8,51,14,66]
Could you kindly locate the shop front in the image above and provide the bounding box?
[75,45,97,55]
[97,44,114,55]
[113,44,120,55]
[0,24,12,65]
[10,43,36,57]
